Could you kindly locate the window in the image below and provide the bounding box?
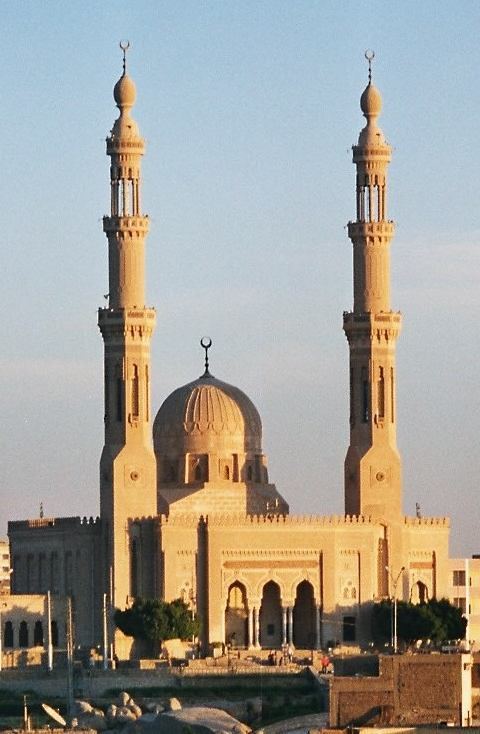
[145,366,149,420]
[51,620,59,647]
[19,621,29,648]
[34,621,44,646]
[343,615,356,642]
[130,539,138,598]
[247,466,253,481]
[349,368,355,425]
[4,621,13,648]
[223,465,230,480]
[454,597,467,614]
[361,367,369,422]
[116,372,123,421]
[378,367,385,419]
[131,364,139,418]
[390,367,395,423]
[453,570,466,586]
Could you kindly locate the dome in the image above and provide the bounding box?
[114,73,136,110]
[360,83,382,118]
[153,374,262,456]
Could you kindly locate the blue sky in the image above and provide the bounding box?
[1,1,479,556]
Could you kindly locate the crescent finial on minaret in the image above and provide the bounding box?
[365,49,375,85]
[119,40,130,75]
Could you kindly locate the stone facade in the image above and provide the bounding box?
[7,53,451,661]
[330,653,472,726]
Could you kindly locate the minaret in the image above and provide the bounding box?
[343,53,402,519]
[98,44,157,614]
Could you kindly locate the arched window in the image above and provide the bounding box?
[131,364,139,418]
[390,367,395,423]
[51,620,59,647]
[131,539,138,598]
[378,367,385,419]
[223,465,230,480]
[116,365,123,422]
[34,621,44,646]
[145,366,150,420]
[361,366,369,422]
[4,621,13,648]
[19,621,28,648]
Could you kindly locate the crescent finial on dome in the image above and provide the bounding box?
[200,337,213,378]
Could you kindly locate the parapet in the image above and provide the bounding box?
[8,515,101,531]
[403,515,450,527]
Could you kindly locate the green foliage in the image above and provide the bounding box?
[372,597,467,646]
[114,597,200,643]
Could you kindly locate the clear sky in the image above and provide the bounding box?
[1,1,479,557]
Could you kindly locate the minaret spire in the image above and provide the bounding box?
[98,45,157,634]
[343,54,402,520]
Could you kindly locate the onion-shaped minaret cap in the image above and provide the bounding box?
[360,82,382,118]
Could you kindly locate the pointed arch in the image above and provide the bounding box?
[225,581,248,648]
[259,580,282,648]
[293,580,316,648]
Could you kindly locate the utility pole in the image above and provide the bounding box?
[46,590,53,672]
[386,566,405,653]
[66,597,74,719]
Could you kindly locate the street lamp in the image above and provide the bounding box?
[385,566,405,654]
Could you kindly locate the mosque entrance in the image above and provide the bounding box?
[259,581,282,648]
[293,580,315,648]
[225,582,248,647]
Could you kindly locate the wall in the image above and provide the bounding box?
[329,654,470,727]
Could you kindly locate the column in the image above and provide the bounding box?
[287,606,293,645]
[248,608,254,649]
[282,607,287,645]
[254,607,260,648]
[315,605,321,650]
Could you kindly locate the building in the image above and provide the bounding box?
[449,557,480,651]
[7,50,451,660]
[0,541,10,595]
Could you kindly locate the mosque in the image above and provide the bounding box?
[7,50,450,659]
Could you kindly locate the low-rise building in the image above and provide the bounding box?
[448,557,480,651]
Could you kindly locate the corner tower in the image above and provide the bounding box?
[344,54,402,519]
[98,44,157,612]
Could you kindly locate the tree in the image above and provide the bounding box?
[114,598,200,646]
[372,597,467,647]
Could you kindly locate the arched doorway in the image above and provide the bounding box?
[293,580,315,648]
[225,582,248,647]
[259,581,282,648]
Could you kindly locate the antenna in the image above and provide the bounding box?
[200,337,212,377]
[119,40,130,74]
[365,49,375,84]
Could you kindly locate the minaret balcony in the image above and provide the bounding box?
[103,215,149,233]
[98,307,156,338]
[343,310,402,340]
[348,220,395,239]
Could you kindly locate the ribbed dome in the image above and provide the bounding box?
[153,374,262,452]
